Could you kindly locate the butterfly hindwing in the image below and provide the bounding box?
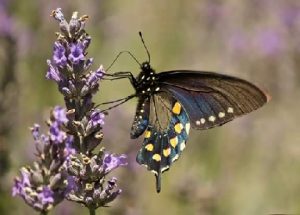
[158,70,269,129]
[136,91,190,192]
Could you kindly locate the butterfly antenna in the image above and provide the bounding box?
[139,31,151,63]
[155,173,161,193]
[106,51,141,72]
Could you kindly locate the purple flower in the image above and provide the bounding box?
[65,136,76,157]
[103,153,127,174]
[51,8,65,22]
[66,176,78,193]
[12,168,31,197]
[68,42,85,64]
[38,186,54,205]
[31,124,40,141]
[46,60,61,82]
[53,42,67,67]
[40,134,50,145]
[53,106,68,124]
[88,109,105,128]
[82,36,91,50]
[12,179,22,196]
[49,122,66,144]
[87,65,105,87]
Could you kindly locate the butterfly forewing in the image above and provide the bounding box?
[158,70,269,129]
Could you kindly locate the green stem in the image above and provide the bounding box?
[89,208,96,215]
[40,211,48,215]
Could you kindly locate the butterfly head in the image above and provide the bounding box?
[141,61,152,73]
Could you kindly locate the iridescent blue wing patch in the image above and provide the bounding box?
[136,91,190,192]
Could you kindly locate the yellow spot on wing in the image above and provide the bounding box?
[174,123,183,134]
[163,148,171,157]
[172,102,181,115]
[145,130,151,138]
[170,136,178,148]
[145,144,154,151]
[152,154,161,162]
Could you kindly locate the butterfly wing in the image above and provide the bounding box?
[157,70,270,129]
[136,91,190,192]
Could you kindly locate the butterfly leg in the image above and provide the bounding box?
[104,72,137,86]
[97,94,136,113]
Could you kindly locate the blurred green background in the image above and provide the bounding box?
[1,0,300,214]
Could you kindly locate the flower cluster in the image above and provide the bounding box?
[13,8,127,214]
[12,107,71,213]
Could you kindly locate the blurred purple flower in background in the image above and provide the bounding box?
[280,4,300,28]
[254,29,285,57]
[12,108,70,213]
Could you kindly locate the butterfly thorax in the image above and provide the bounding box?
[134,62,160,96]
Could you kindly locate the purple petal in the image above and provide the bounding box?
[53,42,67,67]
[46,60,61,82]
[103,153,127,173]
[88,109,105,128]
[37,186,54,205]
[31,124,40,141]
[53,106,68,124]
[49,122,66,144]
[68,43,85,64]
[87,65,105,87]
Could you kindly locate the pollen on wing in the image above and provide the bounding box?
[172,102,181,115]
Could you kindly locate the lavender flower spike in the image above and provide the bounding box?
[49,8,127,213]
[13,8,127,215]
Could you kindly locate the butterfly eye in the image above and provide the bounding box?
[141,62,150,70]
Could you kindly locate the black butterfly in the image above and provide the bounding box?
[104,32,270,193]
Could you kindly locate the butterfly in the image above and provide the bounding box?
[104,32,270,193]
